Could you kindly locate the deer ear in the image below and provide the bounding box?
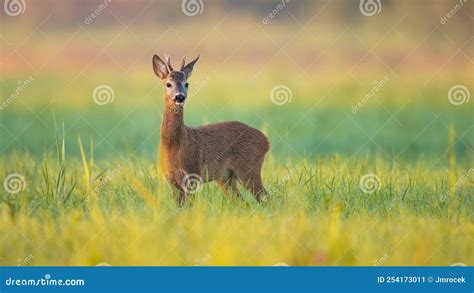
[152,55,169,79]
[181,55,199,78]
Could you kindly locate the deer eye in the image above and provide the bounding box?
[166,83,172,88]
[185,83,189,88]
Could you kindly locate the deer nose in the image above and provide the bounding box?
[174,94,185,102]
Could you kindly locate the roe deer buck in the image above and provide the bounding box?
[153,54,270,206]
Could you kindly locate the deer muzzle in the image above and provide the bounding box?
[174,94,185,103]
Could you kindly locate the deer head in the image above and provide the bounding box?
[152,54,199,106]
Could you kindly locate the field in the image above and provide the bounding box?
[0,1,473,266]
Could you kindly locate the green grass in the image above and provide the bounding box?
[0,147,472,266]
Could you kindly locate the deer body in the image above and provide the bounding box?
[153,54,269,206]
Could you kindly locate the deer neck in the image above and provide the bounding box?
[160,98,185,147]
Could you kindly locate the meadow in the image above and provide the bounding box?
[0,1,473,266]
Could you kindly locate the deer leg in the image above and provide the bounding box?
[217,180,230,195]
[229,176,243,199]
[170,171,189,207]
[233,155,268,203]
[234,170,267,203]
[170,181,187,207]
[178,192,187,207]
[217,173,242,199]
[248,175,268,203]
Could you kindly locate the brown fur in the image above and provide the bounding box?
[154,54,270,206]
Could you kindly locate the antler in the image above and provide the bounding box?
[180,56,186,71]
[165,54,174,71]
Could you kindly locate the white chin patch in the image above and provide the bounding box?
[175,102,185,106]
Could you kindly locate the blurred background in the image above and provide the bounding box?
[0,0,473,267]
[1,0,473,165]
